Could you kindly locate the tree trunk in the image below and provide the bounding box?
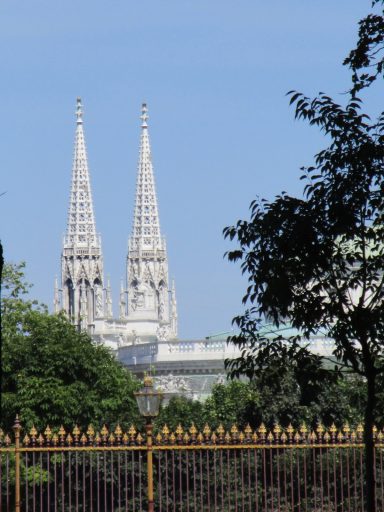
[0,241,3,420]
[365,372,376,512]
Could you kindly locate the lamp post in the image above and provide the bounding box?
[134,375,163,512]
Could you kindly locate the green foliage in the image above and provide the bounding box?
[203,380,260,428]
[345,0,384,93]
[158,375,368,432]
[223,5,384,507]
[1,262,140,431]
[156,396,205,431]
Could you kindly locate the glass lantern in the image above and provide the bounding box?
[134,375,163,418]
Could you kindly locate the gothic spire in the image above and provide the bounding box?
[129,103,163,252]
[64,97,99,248]
[125,103,177,341]
[59,98,106,331]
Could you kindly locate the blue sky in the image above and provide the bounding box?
[0,1,376,338]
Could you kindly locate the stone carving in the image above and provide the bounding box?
[94,285,103,318]
[216,373,226,385]
[156,325,169,341]
[156,373,191,394]
[132,330,141,345]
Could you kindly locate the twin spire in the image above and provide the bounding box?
[65,97,98,248]
[56,99,177,342]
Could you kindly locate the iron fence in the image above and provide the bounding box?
[0,417,383,511]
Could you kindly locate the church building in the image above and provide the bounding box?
[55,99,177,347]
[54,98,333,400]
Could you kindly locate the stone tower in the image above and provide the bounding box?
[123,103,177,341]
[57,98,110,332]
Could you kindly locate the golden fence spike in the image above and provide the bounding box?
[239,432,245,443]
[30,426,38,439]
[80,433,87,445]
[316,423,324,438]
[356,424,364,440]
[109,433,115,445]
[343,423,350,434]
[310,431,317,443]
[87,425,95,438]
[300,423,308,435]
[100,425,109,438]
[73,425,80,437]
[162,425,170,437]
[267,432,274,443]
[58,426,66,438]
[189,423,197,436]
[244,424,252,436]
[377,431,383,442]
[37,433,44,446]
[330,423,337,434]
[281,432,288,444]
[230,424,238,435]
[324,432,331,443]
[350,430,356,442]
[23,434,31,446]
[128,425,137,438]
[216,424,225,437]
[183,432,190,444]
[252,432,258,443]
[224,432,231,444]
[294,432,301,443]
[4,434,11,446]
[44,425,52,439]
[337,431,343,443]
[197,432,204,444]
[136,433,144,445]
[287,424,294,437]
[155,433,162,444]
[66,433,73,446]
[52,433,59,446]
[273,423,281,436]
[258,423,267,434]
[95,433,101,446]
[176,424,184,437]
[169,432,176,444]
[203,424,211,439]
[122,433,129,445]
[114,424,122,438]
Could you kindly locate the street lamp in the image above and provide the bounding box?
[134,375,163,512]
[134,374,163,419]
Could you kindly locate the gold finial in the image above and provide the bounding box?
[143,372,153,387]
[141,102,148,128]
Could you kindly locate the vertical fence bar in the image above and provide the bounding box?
[3,420,384,512]
[146,421,155,512]
[13,416,21,512]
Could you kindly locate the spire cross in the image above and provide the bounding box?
[76,97,83,124]
[140,103,148,128]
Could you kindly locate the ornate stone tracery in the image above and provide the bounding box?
[57,98,107,330]
[123,103,177,341]
[56,100,177,343]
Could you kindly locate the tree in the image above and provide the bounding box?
[224,76,384,512]
[345,0,384,94]
[1,262,140,431]
[0,242,3,419]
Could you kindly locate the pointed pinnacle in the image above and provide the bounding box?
[141,102,148,128]
[76,97,83,124]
